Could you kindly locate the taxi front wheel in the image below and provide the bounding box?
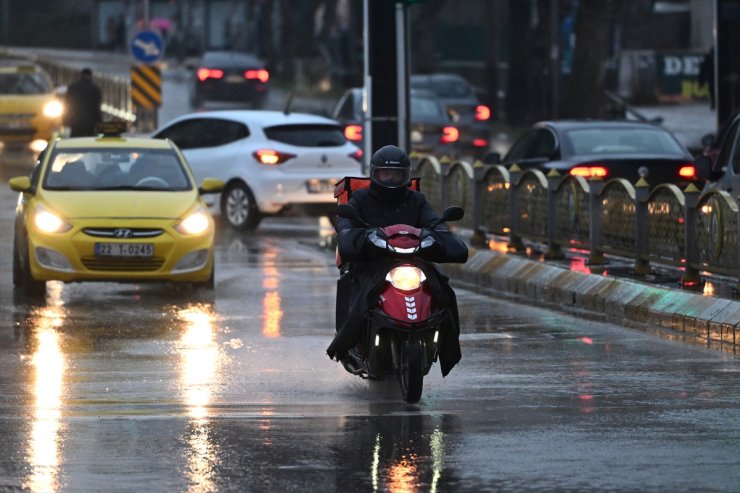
[15,242,46,297]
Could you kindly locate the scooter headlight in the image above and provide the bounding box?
[386,265,425,291]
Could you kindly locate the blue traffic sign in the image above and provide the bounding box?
[130,30,164,64]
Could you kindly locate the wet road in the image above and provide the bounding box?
[0,176,738,492]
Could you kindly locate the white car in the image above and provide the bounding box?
[153,110,363,230]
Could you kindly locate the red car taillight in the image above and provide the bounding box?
[244,69,269,83]
[678,164,697,178]
[344,124,363,141]
[253,149,296,165]
[473,138,489,147]
[197,68,224,81]
[349,148,363,163]
[570,165,608,178]
[475,105,491,121]
[441,126,459,143]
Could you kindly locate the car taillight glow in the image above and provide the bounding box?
[197,68,224,81]
[344,124,363,141]
[473,138,489,147]
[570,166,608,178]
[253,149,296,165]
[349,148,363,163]
[475,105,491,121]
[441,126,459,143]
[244,69,269,83]
[678,164,697,178]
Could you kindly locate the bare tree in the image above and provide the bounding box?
[562,0,618,118]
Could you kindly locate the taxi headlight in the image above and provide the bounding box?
[42,100,64,118]
[386,265,425,291]
[175,210,210,235]
[34,207,71,233]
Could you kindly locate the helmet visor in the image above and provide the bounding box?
[371,166,410,188]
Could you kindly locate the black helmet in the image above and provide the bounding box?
[369,145,411,189]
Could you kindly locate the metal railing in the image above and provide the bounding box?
[414,156,740,291]
[0,47,135,122]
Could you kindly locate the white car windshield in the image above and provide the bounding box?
[43,148,192,191]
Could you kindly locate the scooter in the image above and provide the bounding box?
[336,204,464,403]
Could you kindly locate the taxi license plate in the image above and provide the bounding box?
[306,179,335,194]
[95,243,154,257]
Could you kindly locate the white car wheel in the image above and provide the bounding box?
[222,183,262,231]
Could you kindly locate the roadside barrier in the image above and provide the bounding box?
[413,155,740,293]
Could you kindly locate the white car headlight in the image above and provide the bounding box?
[34,207,71,233]
[175,210,210,235]
[386,265,426,291]
[42,100,64,118]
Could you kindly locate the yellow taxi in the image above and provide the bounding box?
[9,122,224,296]
[0,63,64,152]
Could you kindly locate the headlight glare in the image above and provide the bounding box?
[42,100,64,118]
[386,265,425,291]
[34,208,71,233]
[176,211,210,235]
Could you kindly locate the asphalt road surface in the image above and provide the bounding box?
[0,176,738,492]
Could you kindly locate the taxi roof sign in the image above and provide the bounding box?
[96,121,128,136]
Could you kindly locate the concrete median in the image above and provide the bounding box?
[443,248,739,353]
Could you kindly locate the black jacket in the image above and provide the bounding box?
[328,183,468,376]
[64,78,102,137]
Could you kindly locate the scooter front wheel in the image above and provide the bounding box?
[399,339,424,403]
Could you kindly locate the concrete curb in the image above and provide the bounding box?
[442,249,739,353]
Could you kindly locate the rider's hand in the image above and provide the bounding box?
[366,228,388,249]
[420,228,436,249]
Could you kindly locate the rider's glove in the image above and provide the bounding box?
[420,228,436,249]
[366,228,388,250]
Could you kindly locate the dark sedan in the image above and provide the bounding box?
[191,51,269,108]
[410,73,491,159]
[493,121,700,187]
[331,87,462,158]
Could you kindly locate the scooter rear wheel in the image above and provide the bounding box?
[399,339,424,403]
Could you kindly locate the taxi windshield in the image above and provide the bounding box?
[0,72,53,95]
[43,148,193,191]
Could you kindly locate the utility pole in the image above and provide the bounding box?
[362,0,412,173]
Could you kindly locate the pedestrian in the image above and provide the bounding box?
[698,48,715,110]
[64,68,102,137]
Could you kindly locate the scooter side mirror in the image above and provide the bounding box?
[431,206,464,227]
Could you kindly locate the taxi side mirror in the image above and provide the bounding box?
[9,176,32,192]
[199,178,224,194]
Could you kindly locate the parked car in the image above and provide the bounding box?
[8,122,223,296]
[191,51,269,108]
[696,110,740,194]
[152,110,363,230]
[331,87,462,158]
[409,73,491,159]
[491,120,701,188]
[0,63,64,152]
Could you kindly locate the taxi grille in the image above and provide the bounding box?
[81,256,165,271]
[83,228,164,238]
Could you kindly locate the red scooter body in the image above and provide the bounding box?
[378,278,435,324]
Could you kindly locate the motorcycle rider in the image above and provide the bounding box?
[327,144,468,377]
